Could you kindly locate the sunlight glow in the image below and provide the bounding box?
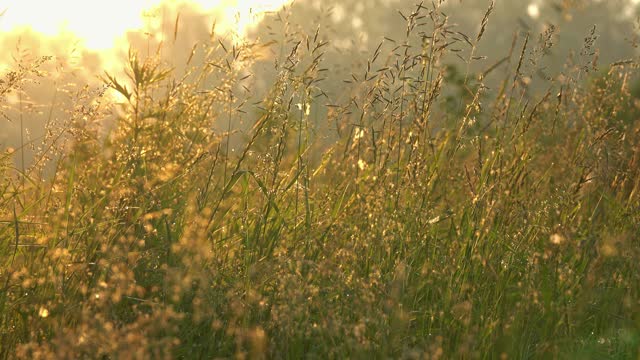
[527,3,540,19]
[0,0,163,50]
[0,0,292,51]
[189,0,294,40]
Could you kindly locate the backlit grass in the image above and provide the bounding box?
[1,2,639,359]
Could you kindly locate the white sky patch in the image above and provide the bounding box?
[527,3,540,19]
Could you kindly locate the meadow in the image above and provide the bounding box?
[1,2,639,358]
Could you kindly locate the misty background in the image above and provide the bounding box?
[1,0,639,167]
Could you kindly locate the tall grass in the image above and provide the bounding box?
[1,2,639,358]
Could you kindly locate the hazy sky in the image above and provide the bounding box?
[1,0,638,78]
[0,0,293,73]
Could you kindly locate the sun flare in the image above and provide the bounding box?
[0,0,291,50]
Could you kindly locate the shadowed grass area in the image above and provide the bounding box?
[1,2,639,359]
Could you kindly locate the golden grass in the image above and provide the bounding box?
[1,2,639,358]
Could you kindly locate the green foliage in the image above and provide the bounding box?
[1,3,639,359]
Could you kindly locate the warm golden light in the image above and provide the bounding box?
[1,0,164,50]
[185,0,295,40]
[0,0,291,51]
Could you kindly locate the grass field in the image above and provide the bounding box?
[1,2,639,358]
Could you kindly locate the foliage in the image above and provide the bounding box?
[1,2,639,359]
